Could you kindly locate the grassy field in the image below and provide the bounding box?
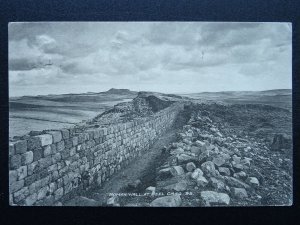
[9,90,137,138]
[182,89,292,111]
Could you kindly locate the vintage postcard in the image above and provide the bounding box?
[8,22,292,206]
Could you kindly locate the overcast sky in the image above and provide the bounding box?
[9,22,292,96]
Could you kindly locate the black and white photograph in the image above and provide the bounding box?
[8,22,292,207]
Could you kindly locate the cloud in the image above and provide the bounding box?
[8,22,292,96]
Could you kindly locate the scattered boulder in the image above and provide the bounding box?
[233,171,247,180]
[191,168,204,180]
[210,177,226,191]
[218,167,231,176]
[150,195,182,207]
[200,191,230,206]
[177,154,196,164]
[186,162,196,172]
[224,176,250,189]
[246,177,260,187]
[231,188,248,199]
[201,161,220,178]
[196,176,209,187]
[170,166,185,176]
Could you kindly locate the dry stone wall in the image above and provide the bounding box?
[9,103,184,206]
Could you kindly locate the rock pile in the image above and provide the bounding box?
[146,109,266,206]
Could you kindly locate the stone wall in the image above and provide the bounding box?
[8,103,184,206]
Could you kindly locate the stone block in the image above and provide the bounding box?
[61,129,70,139]
[38,156,52,169]
[64,139,73,149]
[37,134,53,146]
[52,153,61,164]
[56,140,65,151]
[27,161,39,176]
[25,193,37,206]
[13,187,29,203]
[10,154,21,170]
[17,165,27,180]
[27,136,42,150]
[54,187,64,200]
[37,186,49,200]
[9,179,24,193]
[43,145,52,157]
[33,148,43,161]
[21,151,33,165]
[14,140,28,154]
[72,136,79,146]
[25,174,39,186]
[47,131,62,143]
[9,170,18,185]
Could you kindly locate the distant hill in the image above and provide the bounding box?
[102,88,138,95]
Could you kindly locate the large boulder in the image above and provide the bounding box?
[196,176,209,187]
[200,191,230,206]
[150,195,182,207]
[177,154,197,164]
[163,180,188,192]
[191,168,204,180]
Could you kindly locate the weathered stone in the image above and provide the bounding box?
[9,170,18,184]
[233,171,247,180]
[14,140,28,154]
[224,176,250,189]
[9,179,24,193]
[196,176,209,187]
[10,154,21,170]
[190,146,201,155]
[150,195,182,207]
[37,134,53,146]
[61,129,70,139]
[33,148,43,161]
[21,151,33,165]
[210,177,226,191]
[170,166,185,176]
[43,145,52,157]
[191,168,204,180]
[177,154,196,164]
[170,147,184,155]
[27,161,39,176]
[54,187,64,201]
[246,177,260,187]
[218,167,231,176]
[47,131,62,143]
[56,141,65,151]
[186,162,196,172]
[17,166,27,180]
[201,161,219,178]
[158,168,172,179]
[37,186,49,200]
[25,193,38,206]
[13,187,29,203]
[231,187,248,199]
[270,133,292,151]
[27,136,42,150]
[200,191,230,206]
